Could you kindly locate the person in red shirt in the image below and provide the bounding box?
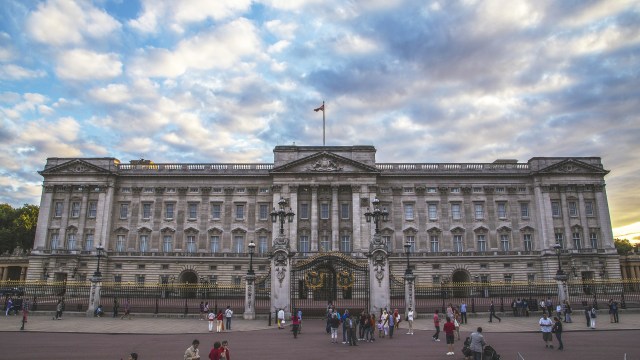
[208,341,221,360]
[432,309,441,341]
[216,310,224,333]
[443,316,456,356]
[291,311,301,338]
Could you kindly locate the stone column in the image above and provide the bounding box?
[594,185,615,250]
[331,186,339,251]
[289,185,299,252]
[271,236,292,319]
[0,267,5,281]
[405,273,416,319]
[533,184,553,251]
[310,186,318,252]
[86,276,102,317]
[244,274,256,319]
[351,185,362,252]
[33,186,54,251]
[20,267,27,281]
[368,233,390,315]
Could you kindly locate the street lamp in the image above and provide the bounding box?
[553,242,567,280]
[247,241,256,276]
[364,197,389,234]
[271,198,295,235]
[94,244,104,277]
[403,240,413,276]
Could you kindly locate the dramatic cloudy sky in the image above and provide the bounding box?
[0,0,639,241]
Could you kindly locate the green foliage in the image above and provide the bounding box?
[614,238,634,255]
[0,203,39,254]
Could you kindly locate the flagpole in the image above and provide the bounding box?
[322,101,325,146]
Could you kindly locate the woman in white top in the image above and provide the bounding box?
[381,310,389,337]
[406,308,415,335]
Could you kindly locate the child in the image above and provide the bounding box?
[208,310,215,332]
[377,319,384,338]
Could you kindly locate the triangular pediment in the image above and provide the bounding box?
[39,159,115,176]
[271,151,379,174]
[534,159,608,175]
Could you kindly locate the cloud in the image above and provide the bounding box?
[26,0,120,46]
[0,64,47,80]
[88,83,131,104]
[55,49,122,80]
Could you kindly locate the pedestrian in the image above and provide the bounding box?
[54,299,63,320]
[348,315,358,346]
[291,310,300,338]
[447,303,454,321]
[216,310,224,332]
[208,341,221,360]
[489,301,501,323]
[555,303,562,319]
[120,298,131,320]
[94,305,104,317]
[224,306,233,331]
[443,316,456,356]
[204,302,210,317]
[406,307,414,335]
[470,327,486,360]
[207,309,215,332]
[539,313,554,349]
[546,297,553,317]
[393,308,401,331]
[552,316,564,351]
[297,308,303,333]
[359,311,367,340]
[460,301,468,324]
[608,299,619,323]
[540,299,546,316]
[377,318,383,338]
[326,305,333,334]
[113,297,119,318]
[583,303,591,327]
[432,309,441,341]
[127,352,138,360]
[199,301,205,320]
[184,339,201,360]
[220,340,230,360]
[380,309,389,338]
[5,297,13,316]
[330,313,340,343]
[342,309,350,343]
[454,309,462,340]
[388,310,395,338]
[277,308,285,329]
[589,305,597,329]
[563,300,572,323]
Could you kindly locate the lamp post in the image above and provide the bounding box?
[94,244,104,278]
[553,242,568,303]
[364,197,389,234]
[248,241,256,276]
[403,240,413,276]
[271,198,295,235]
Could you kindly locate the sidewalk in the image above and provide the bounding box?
[2,311,639,334]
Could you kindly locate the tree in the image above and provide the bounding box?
[614,238,634,255]
[0,203,39,254]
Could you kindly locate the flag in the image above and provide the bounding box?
[314,104,324,112]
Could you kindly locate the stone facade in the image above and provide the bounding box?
[27,145,620,285]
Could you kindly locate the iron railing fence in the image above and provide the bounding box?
[0,280,91,312]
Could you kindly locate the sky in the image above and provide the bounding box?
[0,0,639,242]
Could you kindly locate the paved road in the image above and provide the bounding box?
[1,312,639,359]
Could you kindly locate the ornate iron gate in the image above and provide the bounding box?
[291,253,369,317]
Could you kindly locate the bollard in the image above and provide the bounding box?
[268,312,272,327]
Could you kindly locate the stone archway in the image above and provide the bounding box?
[452,269,471,298]
[179,270,198,284]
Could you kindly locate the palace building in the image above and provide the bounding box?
[27,145,621,288]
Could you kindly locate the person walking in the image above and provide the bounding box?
[54,299,63,320]
[388,311,395,338]
[224,306,233,331]
[207,309,215,332]
[406,307,414,335]
[208,341,221,360]
[583,303,591,327]
[348,315,358,346]
[120,299,131,320]
[432,309,441,341]
[277,308,285,329]
[368,313,377,342]
[113,297,119,318]
[291,310,300,338]
[216,310,224,332]
[443,316,456,356]
[470,327,486,360]
[380,309,389,338]
[460,301,467,324]
[552,316,564,351]
[329,313,340,343]
[5,297,13,316]
[220,340,230,360]
[589,305,597,329]
[608,299,619,323]
[199,301,205,320]
[539,313,554,349]
[563,300,572,323]
[184,339,201,360]
[454,309,462,340]
[489,301,501,323]
[342,309,351,343]
[393,308,401,331]
[297,308,303,333]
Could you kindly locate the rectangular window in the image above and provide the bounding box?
[85,234,94,251]
[209,275,218,284]
[555,232,565,248]
[136,275,145,285]
[428,203,438,220]
[473,187,482,193]
[143,187,154,193]
[299,203,309,219]
[236,188,245,193]
[259,204,269,221]
[88,201,97,218]
[119,203,129,219]
[382,235,391,246]
[320,235,331,252]
[451,203,461,220]
[67,233,76,250]
[340,235,351,253]
[258,235,268,254]
[299,235,310,255]
[116,235,125,252]
[186,235,196,253]
[233,235,244,253]
[573,232,582,250]
[320,203,330,219]
[527,273,535,282]
[114,275,122,283]
[432,275,441,284]
[585,201,594,216]
[590,232,598,249]
[430,235,439,253]
[54,202,63,217]
[503,274,513,283]
[189,187,199,193]
[474,203,484,219]
[568,201,578,217]
[551,201,561,217]
[188,203,198,220]
[210,235,220,253]
[142,203,152,219]
[523,234,532,251]
[500,234,510,251]
[497,202,507,218]
[139,235,148,253]
[450,187,460,193]
[427,187,437,193]
[235,204,245,220]
[340,203,350,220]
[163,235,173,252]
[404,203,414,221]
[496,187,505,193]
[477,235,487,252]
[406,236,416,253]
[211,204,221,219]
[404,187,414,194]
[259,187,270,193]
[453,235,463,253]
[165,203,174,219]
[232,276,242,285]
[520,202,529,218]
[71,202,80,218]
